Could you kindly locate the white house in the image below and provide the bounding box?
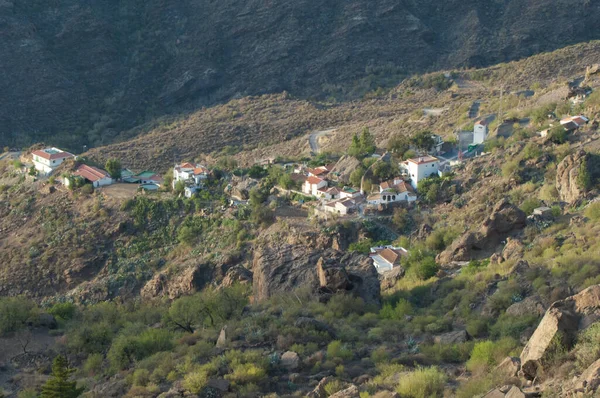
[322,198,357,215]
[340,187,361,199]
[473,120,488,145]
[32,147,74,175]
[406,156,439,189]
[369,246,408,273]
[64,164,113,188]
[317,186,340,200]
[173,163,209,188]
[303,176,327,196]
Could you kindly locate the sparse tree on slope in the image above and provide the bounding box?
[40,355,84,398]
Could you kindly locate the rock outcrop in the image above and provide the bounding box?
[437,199,526,264]
[141,261,217,299]
[575,358,600,394]
[520,284,600,380]
[506,296,546,318]
[501,238,525,262]
[556,149,587,204]
[252,225,381,306]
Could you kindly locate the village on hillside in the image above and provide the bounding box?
[3,74,596,277]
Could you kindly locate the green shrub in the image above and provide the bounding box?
[490,314,538,339]
[466,319,489,338]
[132,369,151,386]
[49,302,77,321]
[410,257,438,280]
[520,198,541,216]
[327,340,354,361]
[466,338,518,374]
[396,366,447,398]
[0,297,36,335]
[584,202,600,221]
[574,322,600,371]
[324,380,344,397]
[108,328,174,371]
[370,347,390,364]
[83,353,104,377]
[226,363,267,385]
[183,369,208,394]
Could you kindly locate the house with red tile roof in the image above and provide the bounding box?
[369,245,408,273]
[173,162,209,190]
[69,164,113,187]
[31,147,74,175]
[303,176,327,196]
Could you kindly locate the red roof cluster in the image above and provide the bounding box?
[74,164,110,182]
[32,148,74,161]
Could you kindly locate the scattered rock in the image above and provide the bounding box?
[329,385,360,398]
[505,386,526,398]
[307,377,331,398]
[379,266,405,290]
[502,238,525,261]
[433,330,467,345]
[437,199,526,264]
[495,357,521,379]
[520,284,600,380]
[207,378,230,392]
[281,351,300,370]
[575,358,600,393]
[506,296,546,318]
[253,226,381,306]
[482,388,505,398]
[221,265,252,288]
[216,326,228,348]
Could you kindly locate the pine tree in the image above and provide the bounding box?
[40,356,84,398]
[348,134,362,158]
[359,127,376,155]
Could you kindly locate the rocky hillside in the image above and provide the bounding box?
[2,0,600,149]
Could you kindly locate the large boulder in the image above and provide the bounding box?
[438,199,526,264]
[141,261,216,299]
[329,385,360,398]
[281,351,300,370]
[506,296,546,318]
[501,238,525,262]
[520,284,600,380]
[252,225,380,306]
[555,149,587,204]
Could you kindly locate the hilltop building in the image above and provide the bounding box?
[473,120,488,145]
[32,147,74,175]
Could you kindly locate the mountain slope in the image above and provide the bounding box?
[1,0,600,149]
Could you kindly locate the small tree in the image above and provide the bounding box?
[40,356,84,398]
[359,127,376,155]
[105,158,122,179]
[548,125,567,144]
[28,166,37,176]
[163,170,174,192]
[412,131,435,152]
[348,134,362,158]
[577,157,592,191]
[349,167,365,187]
[387,134,410,157]
[174,180,186,196]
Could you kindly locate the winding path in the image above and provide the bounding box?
[308,129,336,154]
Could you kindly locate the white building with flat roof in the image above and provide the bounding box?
[31,147,74,175]
[406,156,439,189]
